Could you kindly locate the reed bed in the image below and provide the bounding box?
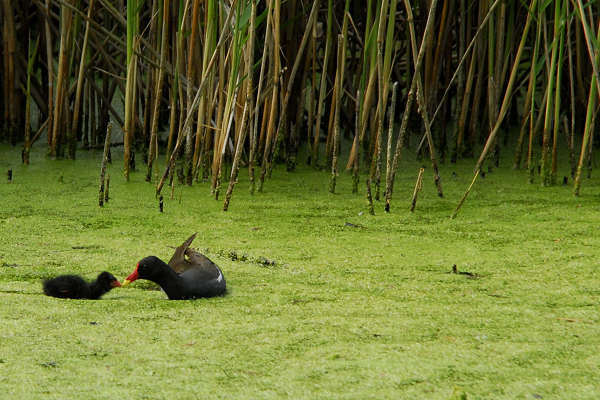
[1,1,600,212]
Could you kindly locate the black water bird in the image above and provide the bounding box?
[122,233,226,300]
[43,272,121,299]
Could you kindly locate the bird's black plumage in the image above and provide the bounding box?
[124,234,226,300]
[126,255,226,300]
[43,271,121,299]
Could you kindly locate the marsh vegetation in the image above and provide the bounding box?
[2,1,600,212]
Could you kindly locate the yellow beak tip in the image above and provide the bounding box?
[121,279,131,287]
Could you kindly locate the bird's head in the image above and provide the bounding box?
[97,271,121,288]
[122,256,165,286]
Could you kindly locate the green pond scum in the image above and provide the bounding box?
[1,145,599,399]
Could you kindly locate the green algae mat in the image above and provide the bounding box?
[1,146,599,399]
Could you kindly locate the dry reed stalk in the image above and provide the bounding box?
[98,123,112,207]
[352,88,361,194]
[329,34,344,194]
[565,7,576,177]
[70,0,96,159]
[249,0,270,193]
[311,0,333,167]
[384,82,398,212]
[410,167,424,212]
[573,2,600,195]
[193,0,217,181]
[223,100,249,210]
[147,0,170,182]
[123,0,140,180]
[23,33,39,165]
[123,49,138,179]
[551,3,566,185]
[50,0,74,157]
[104,173,110,203]
[44,0,54,148]
[512,63,535,169]
[540,0,562,186]
[451,169,480,219]
[1,0,17,143]
[307,17,317,162]
[184,0,202,185]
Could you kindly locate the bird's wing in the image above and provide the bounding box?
[167,233,197,273]
[185,248,217,269]
[182,249,223,280]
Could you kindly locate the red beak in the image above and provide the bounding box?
[111,280,122,288]
[122,264,139,286]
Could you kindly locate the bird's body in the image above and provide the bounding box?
[128,256,225,300]
[122,233,226,300]
[43,272,121,299]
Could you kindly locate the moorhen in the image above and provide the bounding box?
[43,271,121,299]
[122,233,226,300]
